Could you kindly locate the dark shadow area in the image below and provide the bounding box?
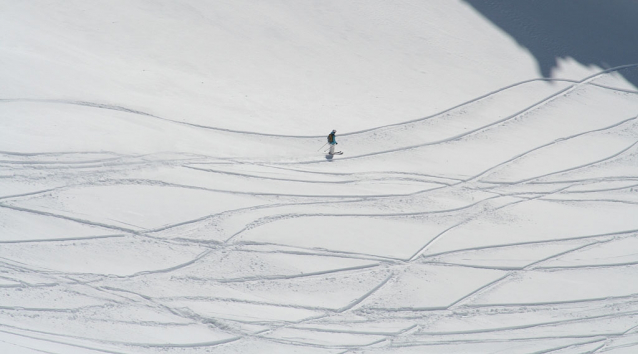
[325,154,334,161]
[464,0,638,88]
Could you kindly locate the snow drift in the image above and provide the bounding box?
[1,1,638,353]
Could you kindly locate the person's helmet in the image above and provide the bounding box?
[332,129,336,133]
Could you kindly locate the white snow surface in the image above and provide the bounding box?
[2,1,638,353]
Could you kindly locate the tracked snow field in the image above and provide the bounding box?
[2,1,638,353]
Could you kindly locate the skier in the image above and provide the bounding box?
[327,129,338,155]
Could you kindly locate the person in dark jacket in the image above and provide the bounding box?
[327,129,337,155]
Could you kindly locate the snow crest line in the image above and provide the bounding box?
[4,65,636,141]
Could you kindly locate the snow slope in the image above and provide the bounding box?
[1,1,638,353]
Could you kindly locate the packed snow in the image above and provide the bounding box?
[1,1,638,353]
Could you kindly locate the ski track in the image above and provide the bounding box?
[3,65,638,352]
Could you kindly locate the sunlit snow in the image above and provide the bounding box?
[2,1,638,353]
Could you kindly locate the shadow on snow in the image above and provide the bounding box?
[463,0,638,88]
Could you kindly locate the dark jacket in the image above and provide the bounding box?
[327,132,337,145]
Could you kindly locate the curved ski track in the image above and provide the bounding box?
[2,65,638,353]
